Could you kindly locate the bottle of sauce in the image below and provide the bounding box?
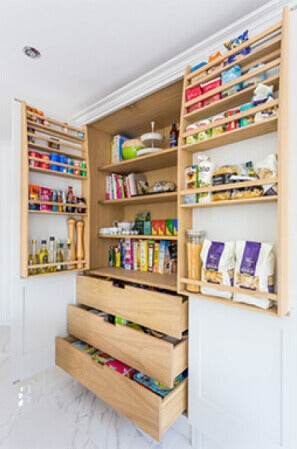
[66,186,74,212]
[38,240,49,273]
[28,239,38,275]
[109,246,115,267]
[170,122,179,148]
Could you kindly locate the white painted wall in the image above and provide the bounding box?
[188,10,297,449]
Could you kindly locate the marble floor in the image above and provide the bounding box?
[0,328,191,449]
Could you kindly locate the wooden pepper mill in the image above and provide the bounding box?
[76,220,84,269]
[67,217,77,269]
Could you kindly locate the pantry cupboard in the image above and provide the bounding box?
[18,5,290,443]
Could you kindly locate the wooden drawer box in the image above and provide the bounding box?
[68,304,188,388]
[56,337,187,441]
[76,275,188,339]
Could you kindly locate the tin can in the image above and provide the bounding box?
[74,161,81,176]
[28,151,40,167]
[52,190,58,212]
[81,161,87,177]
[50,153,60,171]
[67,158,74,174]
[39,153,50,170]
[59,155,67,173]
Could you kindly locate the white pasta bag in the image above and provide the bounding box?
[233,240,275,309]
[254,153,278,196]
[201,239,235,299]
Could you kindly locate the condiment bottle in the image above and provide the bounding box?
[109,246,115,267]
[28,239,38,275]
[186,230,205,292]
[56,241,64,271]
[38,240,49,273]
[48,236,56,272]
[170,122,179,147]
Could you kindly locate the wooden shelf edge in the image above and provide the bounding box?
[98,234,178,240]
[180,178,278,195]
[100,191,177,206]
[27,121,84,144]
[181,195,277,208]
[29,210,87,216]
[179,290,278,316]
[28,267,88,278]
[29,166,88,181]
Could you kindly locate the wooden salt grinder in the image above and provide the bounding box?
[76,220,84,269]
[67,217,77,268]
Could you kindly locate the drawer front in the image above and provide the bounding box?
[77,275,188,339]
[56,337,187,441]
[68,305,188,388]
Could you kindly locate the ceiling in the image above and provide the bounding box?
[1,0,270,140]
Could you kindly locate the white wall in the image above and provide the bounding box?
[0,140,12,325]
[189,9,297,449]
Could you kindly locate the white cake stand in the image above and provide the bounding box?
[139,121,164,156]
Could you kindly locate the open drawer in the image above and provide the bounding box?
[68,304,188,388]
[77,275,188,339]
[56,337,187,441]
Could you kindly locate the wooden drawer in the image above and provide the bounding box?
[77,275,188,339]
[68,304,188,388]
[56,337,187,441]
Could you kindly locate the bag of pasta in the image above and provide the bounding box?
[233,240,275,309]
[201,240,235,299]
[254,153,278,196]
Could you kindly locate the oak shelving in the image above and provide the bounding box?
[100,191,177,206]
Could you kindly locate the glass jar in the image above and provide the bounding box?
[186,229,205,292]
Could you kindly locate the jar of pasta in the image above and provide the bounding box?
[186,229,205,292]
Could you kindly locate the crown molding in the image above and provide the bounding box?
[71,0,296,126]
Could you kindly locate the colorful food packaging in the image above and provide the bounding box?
[254,153,278,196]
[186,123,199,145]
[233,240,275,309]
[158,241,168,274]
[242,63,267,88]
[132,240,140,270]
[186,85,203,113]
[165,219,174,236]
[197,119,212,141]
[196,155,214,203]
[152,220,159,236]
[201,77,221,94]
[173,219,178,236]
[28,185,40,210]
[224,30,250,63]
[143,221,152,235]
[148,241,154,273]
[200,239,236,299]
[252,83,274,106]
[133,370,188,398]
[212,114,225,135]
[185,165,198,204]
[202,94,221,107]
[140,240,148,272]
[207,52,224,74]
[106,359,132,375]
[212,166,237,201]
[221,65,242,97]
[187,101,203,113]
[153,242,160,273]
[158,220,166,236]
[72,340,97,355]
[124,238,133,270]
[167,241,177,274]
[225,108,240,131]
[40,187,52,211]
[239,103,254,127]
[111,134,130,163]
[191,61,208,83]
[91,351,114,365]
[28,151,40,167]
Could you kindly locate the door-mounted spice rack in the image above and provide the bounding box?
[20,102,90,278]
[177,7,290,317]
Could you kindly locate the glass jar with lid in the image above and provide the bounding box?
[186,229,205,292]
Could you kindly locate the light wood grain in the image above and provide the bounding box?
[27,121,84,144]
[180,178,278,195]
[68,305,188,387]
[29,210,87,216]
[101,191,177,206]
[29,165,87,180]
[27,132,83,151]
[27,111,82,133]
[56,337,187,441]
[98,234,177,240]
[76,276,188,338]
[28,156,88,172]
[28,142,87,159]
[181,195,277,208]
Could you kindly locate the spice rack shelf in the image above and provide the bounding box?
[100,191,177,206]
[88,267,177,292]
[177,7,290,317]
[98,234,178,240]
[21,102,91,278]
[100,147,178,174]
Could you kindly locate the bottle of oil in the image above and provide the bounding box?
[56,240,64,271]
[38,240,49,273]
[28,239,38,275]
[48,236,56,272]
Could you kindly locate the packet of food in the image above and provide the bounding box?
[224,30,250,63]
[254,153,278,195]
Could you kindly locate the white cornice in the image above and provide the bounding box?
[71,0,296,126]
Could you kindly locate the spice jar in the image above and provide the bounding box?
[186,229,205,292]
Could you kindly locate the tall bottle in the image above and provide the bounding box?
[38,240,49,273]
[169,122,179,148]
[28,239,38,275]
[66,186,74,212]
[48,236,56,272]
[63,239,71,270]
[56,240,64,271]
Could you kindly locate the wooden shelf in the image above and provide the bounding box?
[29,156,88,173]
[29,142,86,160]
[29,260,86,270]
[29,268,88,278]
[27,132,83,151]
[29,165,87,181]
[88,267,177,292]
[180,178,278,195]
[181,195,277,208]
[27,111,82,134]
[100,191,177,206]
[27,121,84,144]
[98,234,177,240]
[28,200,87,208]
[184,76,279,123]
[179,290,278,316]
[180,118,277,153]
[100,147,178,174]
[29,210,87,216]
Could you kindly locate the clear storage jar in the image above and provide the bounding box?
[186,229,205,292]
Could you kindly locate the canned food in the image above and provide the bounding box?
[80,161,87,177]
[59,155,67,172]
[225,108,240,131]
[67,158,74,174]
[39,153,50,170]
[74,161,81,176]
[28,151,40,167]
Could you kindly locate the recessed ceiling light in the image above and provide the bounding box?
[23,46,41,59]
